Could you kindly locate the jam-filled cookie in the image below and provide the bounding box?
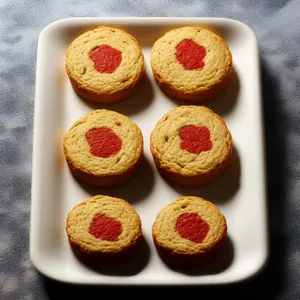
[66,26,145,103]
[150,26,232,102]
[150,105,232,186]
[152,196,227,268]
[66,195,142,265]
[63,109,143,187]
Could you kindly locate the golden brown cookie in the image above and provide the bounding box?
[66,195,142,265]
[152,196,227,268]
[66,26,145,103]
[150,105,232,186]
[150,26,232,102]
[63,109,143,187]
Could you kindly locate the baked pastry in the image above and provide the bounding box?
[63,109,143,187]
[66,195,142,265]
[66,26,145,103]
[150,105,232,186]
[150,26,232,102]
[152,196,227,268]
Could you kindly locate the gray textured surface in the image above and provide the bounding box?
[0,0,300,299]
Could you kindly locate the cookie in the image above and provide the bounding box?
[150,105,232,186]
[152,196,227,268]
[63,109,143,187]
[150,26,232,102]
[66,26,145,103]
[66,195,142,265]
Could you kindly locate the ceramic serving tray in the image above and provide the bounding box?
[30,17,268,285]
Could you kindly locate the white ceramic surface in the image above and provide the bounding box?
[30,17,268,285]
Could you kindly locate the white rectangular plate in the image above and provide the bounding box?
[30,17,268,285]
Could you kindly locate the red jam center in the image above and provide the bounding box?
[89,215,122,241]
[176,213,209,243]
[178,125,212,154]
[176,39,206,70]
[86,127,122,158]
[89,45,122,73]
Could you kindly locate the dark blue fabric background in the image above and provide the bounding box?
[1,0,299,299]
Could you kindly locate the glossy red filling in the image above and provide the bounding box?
[176,39,206,70]
[176,212,209,243]
[89,214,122,241]
[86,127,122,158]
[178,125,212,154]
[89,45,122,73]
